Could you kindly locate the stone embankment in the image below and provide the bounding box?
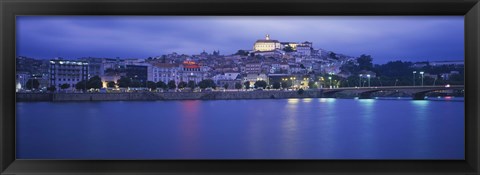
[17,90,323,102]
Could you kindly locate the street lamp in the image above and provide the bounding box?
[290,77,296,89]
[359,74,362,87]
[412,71,417,86]
[328,76,332,89]
[420,71,424,86]
[395,79,398,86]
[367,74,371,87]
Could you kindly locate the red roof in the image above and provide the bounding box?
[183,60,200,69]
[184,65,200,69]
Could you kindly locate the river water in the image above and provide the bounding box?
[16,97,464,159]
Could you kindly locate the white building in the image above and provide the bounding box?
[253,34,281,52]
[296,45,312,56]
[430,60,464,66]
[178,60,209,84]
[49,60,88,91]
[151,63,179,84]
[213,72,240,82]
[244,73,269,87]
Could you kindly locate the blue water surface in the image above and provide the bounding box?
[16,98,464,159]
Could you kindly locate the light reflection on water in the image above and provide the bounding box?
[16,98,464,159]
[411,100,430,156]
[358,99,376,158]
[179,100,201,156]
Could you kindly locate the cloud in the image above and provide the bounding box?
[16,16,463,63]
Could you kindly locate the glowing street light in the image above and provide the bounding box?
[359,74,362,87]
[420,71,424,86]
[367,74,371,87]
[290,77,296,89]
[412,71,417,86]
[328,76,332,89]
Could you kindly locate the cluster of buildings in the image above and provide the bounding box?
[15,35,464,92]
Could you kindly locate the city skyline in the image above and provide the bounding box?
[16,16,464,64]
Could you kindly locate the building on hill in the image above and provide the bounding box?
[430,60,464,67]
[280,42,298,50]
[253,34,281,52]
[296,43,313,56]
[244,73,269,88]
[245,61,262,74]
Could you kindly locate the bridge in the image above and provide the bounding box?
[319,85,464,100]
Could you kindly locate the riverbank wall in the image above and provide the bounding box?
[16,90,323,102]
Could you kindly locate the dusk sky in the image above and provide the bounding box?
[16,16,464,64]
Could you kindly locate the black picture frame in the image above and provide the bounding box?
[1,0,479,174]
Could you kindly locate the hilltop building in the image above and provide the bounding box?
[253,34,281,52]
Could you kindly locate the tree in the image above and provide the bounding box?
[272,82,281,89]
[243,81,250,89]
[87,76,103,89]
[75,80,86,91]
[60,83,70,90]
[234,50,249,56]
[26,79,40,90]
[146,81,157,90]
[235,82,242,90]
[107,81,116,88]
[357,54,373,71]
[340,60,359,75]
[223,83,229,89]
[156,81,168,90]
[254,80,268,89]
[178,81,187,89]
[297,88,304,95]
[283,45,294,52]
[329,52,339,60]
[117,76,131,88]
[130,80,142,87]
[281,81,291,89]
[198,79,216,89]
[47,85,56,92]
[168,80,177,90]
[187,81,196,89]
[308,81,317,89]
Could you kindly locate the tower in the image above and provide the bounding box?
[265,34,270,40]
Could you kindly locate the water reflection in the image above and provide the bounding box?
[287,98,299,104]
[319,98,336,103]
[282,99,299,157]
[16,98,464,159]
[317,98,337,157]
[358,99,376,157]
[411,100,430,156]
[302,98,312,103]
[179,100,201,156]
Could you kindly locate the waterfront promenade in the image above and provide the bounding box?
[16,90,321,102]
[16,85,464,102]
